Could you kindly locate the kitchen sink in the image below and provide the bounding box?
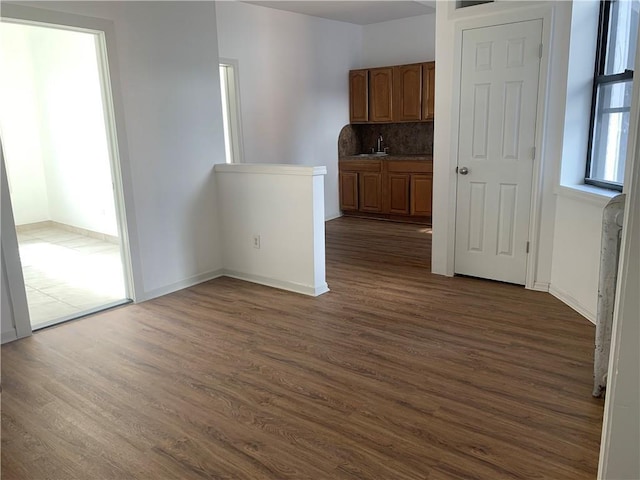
[356,153,388,157]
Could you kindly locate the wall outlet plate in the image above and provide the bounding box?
[253,234,260,249]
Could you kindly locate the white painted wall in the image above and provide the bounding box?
[6,1,227,300]
[0,23,50,225]
[32,25,118,236]
[548,0,625,321]
[215,2,362,220]
[549,195,607,323]
[361,13,436,67]
[215,164,328,296]
[559,0,599,187]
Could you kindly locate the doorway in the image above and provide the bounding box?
[454,19,543,285]
[0,20,131,330]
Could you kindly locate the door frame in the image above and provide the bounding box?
[1,144,31,343]
[1,4,143,338]
[445,5,554,290]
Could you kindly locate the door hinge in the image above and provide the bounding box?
[526,241,530,254]
[539,43,543,59]
[531,146,536,160]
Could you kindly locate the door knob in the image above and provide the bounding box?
[458,167,469,175]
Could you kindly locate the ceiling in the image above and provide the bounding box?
[244,1,436,26]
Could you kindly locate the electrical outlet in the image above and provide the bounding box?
[253,235,260,249]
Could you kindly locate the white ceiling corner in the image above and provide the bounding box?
[243,1,436,26]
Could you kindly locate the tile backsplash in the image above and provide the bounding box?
[338,123,433,157]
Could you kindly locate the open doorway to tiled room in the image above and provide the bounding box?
[1,20,130,329]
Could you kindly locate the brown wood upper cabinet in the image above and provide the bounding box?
[349,62,434,123]
[369,67,393,123]
[422,62,435,121]
[393,64,422,122]
[349,70,368,123]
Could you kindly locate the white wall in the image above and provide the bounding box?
[559,0,599,187]
[547,0,625,321]
[0,24,50,225]
[549,196,607,322]
[32,25,118,236]
[361,13,436,67]
[215,164,328,296]
[215,2,362,220]
[6,1,227,300]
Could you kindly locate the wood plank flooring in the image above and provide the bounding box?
[1,217,603,479]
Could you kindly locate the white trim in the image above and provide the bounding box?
[218,58,245,164]
[222,269,330,297]
[1,143,32,341]
[549,285,596,324]
[31,299,131,331]
[531,281,550,292]
[447,4,555,291]
[1,329,18,345]
[140,269,225,303]
[325,212,343,222]
[215,163,327,176]
[94,28,137,302]
[556,184,618,207]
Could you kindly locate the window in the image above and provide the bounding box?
[587,0,640,190]
[219,61,243,164]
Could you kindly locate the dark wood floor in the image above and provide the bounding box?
[1,217,603,479]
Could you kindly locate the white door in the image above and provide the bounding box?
[454,19,542,285]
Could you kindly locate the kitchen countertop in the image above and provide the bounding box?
[340,154,433,162]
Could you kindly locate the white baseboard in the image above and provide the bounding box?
[1,328,17,344]
[140,269,225,302]
[222,269,330,297]
[325,212,342,222]
[134,267,330,303]
[549,285,596,324]
[531,281,550,292]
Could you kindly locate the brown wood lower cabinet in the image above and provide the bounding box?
[359,173,383,212]
[339,158,432,224]
[411,174,433,216]
[339,172,358,211]
[388,174,410,214]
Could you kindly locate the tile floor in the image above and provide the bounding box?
[17,225,127,329]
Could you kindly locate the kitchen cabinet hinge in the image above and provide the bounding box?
[526,241,530,254]
[539,44,543,59]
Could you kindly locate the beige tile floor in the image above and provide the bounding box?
[17,225,127,329]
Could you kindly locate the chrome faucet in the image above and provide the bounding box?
[376,134,383,153]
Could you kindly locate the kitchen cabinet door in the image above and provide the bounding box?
[411,174,433,216]
[388,173,411,214]
[359,172,383,212]
[422,62,435,121]
[393,64,422,122]
[349,70,368,123]
[339,172,359,211]
[369,67,393,123]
